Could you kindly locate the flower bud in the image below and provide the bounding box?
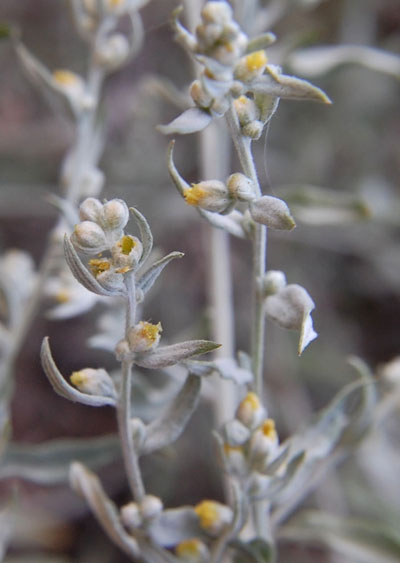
[111,235,143,273]
[222,419,251,446]
[100,199,129,231]
[70,367,116,398]
[194,500,233,536]
[227,173,255,202]
[71,221,107,254]
[175,538,210,562]
[121,502,142,530]
[261,270,287,297]
[223,444,247,476]
[96,34,130,70]
[250,196,296,231]
[140,495,163,520]
[128,321,162,353]
[183,181,231,213]
[234,50,268,82]
[234,95,259,126]
[52,69,86,112]
[242,120,264,140]
[115,338,130,360]
[201,2,233,25]
[236,392,267,430]
[249,419,279,470]
[189,80,213,109]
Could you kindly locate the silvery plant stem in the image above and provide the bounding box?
[119,273,145,502]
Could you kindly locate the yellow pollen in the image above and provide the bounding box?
[245,50,268,71]
[56,290,70,303]
[223,444,243,455]
[115,266,131,274]
[175,538,202,557]
[184,185,206,207]
[70,370,87,387]
[53,70,79,86]
[240,391,261,412]
[89,258,111,277]
[138,321,162,342]
[120,235,135,255]
[261,418,277,440]
[194,500,219,529]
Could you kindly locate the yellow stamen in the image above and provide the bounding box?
[184,185,206,207]
[194,501,219,529]
[56,290,70,303]
[108,0,123,6]
[175,538,202,557]
[120,235,135,255]
[89,259,111,277]
[70,370,87,387]
[245,50,268,72]
[240,391,261,412]
[138,321,162,343]
[223,443,243,455]
[261,418,277,440]
[53,70,79,86]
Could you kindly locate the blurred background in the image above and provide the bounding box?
[0,0,400,561]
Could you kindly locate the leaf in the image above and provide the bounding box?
[185,357,253,384]
[137,252,184,296]
[281,511,400,563]
[70,463,140,558]
[148,507,202,547]
[134,340,221,369]
[246,32,276,54]
[141,373,201,455]
[64,235,124,297]
[129,207,153,266]
[233,538,276,563]
[288,45,400,79]
[198,209,246,238]
[157,108,212,135]
[252,68,331,104]
[41,338,116,407]
[0,435,120,484]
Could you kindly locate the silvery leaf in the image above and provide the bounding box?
[198,209,246,238]
[254,92,280,125]
[137,252,184,296]
[252,451,306,501]
[141,373,201,455]
[129,207,153,266]
[41,338,116,407]
[264,284,317,355]
[64,235,124,297]
[126,11,144,62]
[166,140,190,196]
[233,538,275,563]
[158,108,212,135]
[222,420,251,447]
[171,6,197,53]
[0,435,120,484]
[246,32,276,53]
[252,69,331,104]
[148,507,202,547]
[276,184,370,225]
[288,45,400,79]
[250,196,296,231]
[185,356,252,384]
[70,463,140,558]
[135,340,220,369]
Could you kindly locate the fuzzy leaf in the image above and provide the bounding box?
[185,357,253,384]
[41,338,116,407]
[64,235,124,297]
[264,284,317,355]
[134,340,221,369]
[250,196,296,231]
[166,140,190,197]
[141,373,201,455]
[199,209,246,238]
[137,251,184,296]
[0,435,120,484]
[129,207,153,265]
[252,68,331,104]
[158,107,212,135]
[70,463,140,558]
[246,32,276,54]
[148,507,202,547]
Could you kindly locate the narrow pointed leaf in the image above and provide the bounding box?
[141,373,201,455]
[252,70,331,104]
[199,209,246,238]
[41,338,116,407]
[70,463,140,558]
[135,340,221,369]
[137,251,184,296]
[64,235,124,297]
[185,357,252,384]
[158,108,212,135]
[166,140,190,197]
[129,207,153,265]
[246,32,276,53]
[0,435,120,484]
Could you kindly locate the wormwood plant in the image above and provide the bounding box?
[2,1,400,562]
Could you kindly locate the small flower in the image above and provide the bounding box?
[100,199,130,231]
[236,392,267,430]
[183,181,231,213]
[121,502,142,530]
[175,538,209,562]
[111,235,143,272]
[249,418,279,469]
[140,495,163,520]
[127,321,162,353]
[70,367,116,398]
[235,50,268,82]
[71,221,107,254]
[52,69,87,111]
[227,173,255,202]
[194,500,232,536]
[96,34,130,70]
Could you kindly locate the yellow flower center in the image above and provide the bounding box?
[70,370,88,387]
[108,0,123,7]
[261,418,277,440]
[175,538,203,557]
[194,500,219,529]
[223,444,243,455]
[245,50,268,72]
[56,290,70,303]
[240,391,261,412]
[184,185,207,206]
[139,321,162,342]
[89,258,111,277]
[120,235,135,255]
[53,70,79,86]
